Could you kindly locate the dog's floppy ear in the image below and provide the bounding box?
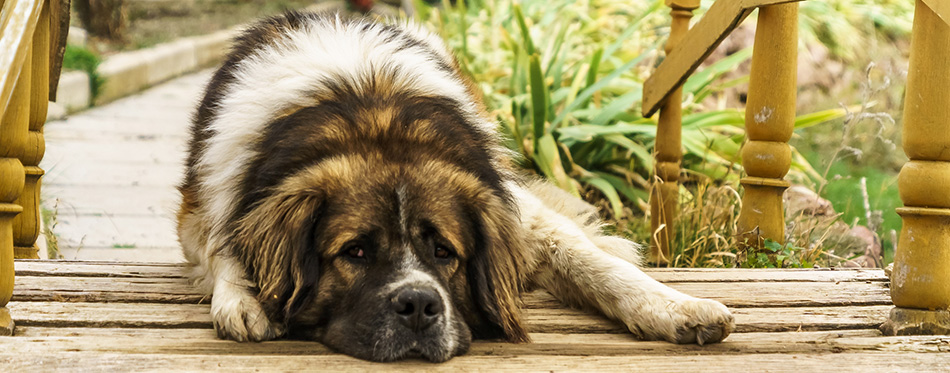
[233,190,323,323]
[466,195,530,343]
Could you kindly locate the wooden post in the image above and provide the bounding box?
[650,0,699,265]
[881,0,950,335]
[0,34,31,340]
[13,0,49,259]
[736,3,797,249]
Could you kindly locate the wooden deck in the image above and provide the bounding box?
[1,261,948,371]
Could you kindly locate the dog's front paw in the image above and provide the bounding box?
[669,298,734,345]
[211,286,284,342]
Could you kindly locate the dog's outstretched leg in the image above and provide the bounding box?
[515,181,735,345]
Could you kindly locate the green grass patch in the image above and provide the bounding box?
[62,44,105,100]
[816,160,900,262]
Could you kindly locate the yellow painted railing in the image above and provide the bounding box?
[0,0,64,336]
[643,0,950,332]
[644,0,803,264]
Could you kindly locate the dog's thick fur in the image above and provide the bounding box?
[178,12,735,362]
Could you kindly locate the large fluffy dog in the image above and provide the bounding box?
[178,12,734,362]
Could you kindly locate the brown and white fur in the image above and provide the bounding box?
[178,12,734,362]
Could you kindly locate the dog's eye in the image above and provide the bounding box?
[434,245,453,259]
[345,246,365,259]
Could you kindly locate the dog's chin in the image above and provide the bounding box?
[319,317,472,363]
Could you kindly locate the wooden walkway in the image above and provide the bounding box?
[2,261,948,371]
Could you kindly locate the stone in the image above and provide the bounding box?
[0,307,14,336]
[880,307,950,336]
[784,185,835,218]
[67,26,87,46]
[845,225,883,268]
[46,101,67,122]
[55,71,91,112]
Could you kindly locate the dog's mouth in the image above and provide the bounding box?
[381,339,458,363]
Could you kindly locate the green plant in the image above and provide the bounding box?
[417,0,845,219]
[740,239,815,268]
[62,44,105,99]
[798,0,914,61]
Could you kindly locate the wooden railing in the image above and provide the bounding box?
[643,0,950,332]
[0,0,66,336]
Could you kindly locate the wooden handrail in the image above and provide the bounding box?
[641,0,804,118]
[643,0,948,333]
[649,0,699,265]
[644,0,805,264]
[0,0,45,114]
[921,0,949,24]
[1,0,54,336]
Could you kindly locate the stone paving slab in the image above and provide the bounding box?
[42,71,213,262]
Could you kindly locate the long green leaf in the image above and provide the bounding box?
[585,48,603,89]
[603,133,652,166]
[536,133,579,196]
[593,171,649,205]
[794,107,849,129]
[602,0,664,60]
[552,39,661,130]
[513,5,536,55]
[584,177,624,217]
[682,47,753,97]
[529,54,548,149]
[591,88,643,126]
[558,123,657,140]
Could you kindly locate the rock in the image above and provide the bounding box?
[67,26,88,46]
[784,185,835,218]
[840,225,883,268]
[46,101,67,122]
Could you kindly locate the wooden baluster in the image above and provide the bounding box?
[881,0,950,335]
[650,0,699,265]
[736,3,798,249]
[0,32,31,340]
[13,0,49,259]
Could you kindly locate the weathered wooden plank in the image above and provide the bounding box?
[14,326,882,343]
[10,275,891,307]
[0,351,947,372]
[15,260,186,278]
[526,306,891,334]
[5,301,891,334]
[642,268,887,283]
[13,276,205,303]
[8,328,936,358]
[8,302,210,329]
[14,260,889,282]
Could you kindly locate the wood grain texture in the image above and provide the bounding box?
[1,351,947,372]
[11,274,891,307]
[6,260,947,371]
[14,260,889,281]
[6,301,891,334]
[7,328,945,357]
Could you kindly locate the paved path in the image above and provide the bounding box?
[42,70,214,262]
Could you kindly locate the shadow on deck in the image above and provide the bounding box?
[2,260,948,370]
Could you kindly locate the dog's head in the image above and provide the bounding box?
[230,116,529,362]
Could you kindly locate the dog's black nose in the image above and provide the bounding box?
[391,286,443,332]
